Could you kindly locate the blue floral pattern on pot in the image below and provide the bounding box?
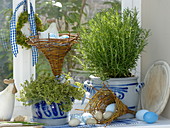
[32,101,69,126]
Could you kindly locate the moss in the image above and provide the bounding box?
[16,12,44,49]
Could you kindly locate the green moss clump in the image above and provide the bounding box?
[16,12,44,49]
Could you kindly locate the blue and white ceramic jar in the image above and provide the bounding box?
[32,101,69,126]
[84,75,144,118]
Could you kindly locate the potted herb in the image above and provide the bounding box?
[78,7,150,114]
[17,73,85,126]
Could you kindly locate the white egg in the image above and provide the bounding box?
[82,113,93,123]
[136,109,149,121]
[94,111,103,120]
[86,117,97,125]
[69,118,81,127]
[103,111,113,120]
[105,103,116,112]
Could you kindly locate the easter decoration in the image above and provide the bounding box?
[81,113,93,123]
[136,109,158,124]
[16,11,44,49]
[69,118,81,127]
[135,109,149,121]
[27,27,79,76]
[143,112,158,124]
[19,17,82,126]
[18,73,85,126]
[0,79,17,121]
[76,85,136,125]
[18,7,81,125]
[79,7,150,115]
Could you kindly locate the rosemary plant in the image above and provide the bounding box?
[78,8,150,80]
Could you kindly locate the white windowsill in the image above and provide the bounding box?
[12,96,170,128]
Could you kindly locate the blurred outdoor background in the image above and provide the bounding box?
[0,0,121,90]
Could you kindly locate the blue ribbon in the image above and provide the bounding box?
[10,0,38,66]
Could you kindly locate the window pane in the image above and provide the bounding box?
[35,0,121,82]
[0,0,12,91]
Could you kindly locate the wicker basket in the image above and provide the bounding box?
[83,85,136,125]
[27,33,79,76]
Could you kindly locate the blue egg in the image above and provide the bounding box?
[105,103,116,112]
[81,113,93,123]
[136,109,149,120]
[143,112,158,124]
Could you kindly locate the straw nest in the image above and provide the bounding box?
[83,86,136,125]
[27,33,79,76]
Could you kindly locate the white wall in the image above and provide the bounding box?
[12,0,35,119]
[122,0,142,82]
[141,0,170,118]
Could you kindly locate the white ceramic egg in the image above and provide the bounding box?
[69,118,81,127]
[82,113,93,123]
[86,117,97,125]
[136,109,149,121]
[94,111,103,120]
[105,103,116,112]
[103,111,113,120]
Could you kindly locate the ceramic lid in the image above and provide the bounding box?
[141,61,170,115]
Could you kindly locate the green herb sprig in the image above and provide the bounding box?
[17,73,86,112]
[78,8,150,80]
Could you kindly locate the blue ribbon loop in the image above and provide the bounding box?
[10,0,38,66]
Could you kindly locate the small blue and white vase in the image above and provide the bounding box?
[32,101,69,126]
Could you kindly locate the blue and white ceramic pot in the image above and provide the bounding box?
[84,75,144,118]
[32,101,69,126]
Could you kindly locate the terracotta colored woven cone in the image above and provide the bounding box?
[39,44,72,76]
[27,34,78,76]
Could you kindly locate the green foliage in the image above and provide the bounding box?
[78,8,150,80]
[0,1,12,87]
[36,52,53,76]
[103,0,121,10]
[0,46,13,87]
[36,0,87,32]
[16,12,44,48]
[0,29,13,87]
[18,73,86,112]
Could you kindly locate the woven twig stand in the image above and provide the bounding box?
[27,33,78,76]
[83,86,136,125]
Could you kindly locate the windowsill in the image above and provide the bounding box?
[108,117,170,128]
[11,99,170,128]
[42,117,170,128]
